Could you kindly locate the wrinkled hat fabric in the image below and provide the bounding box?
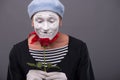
[28,0,64,18]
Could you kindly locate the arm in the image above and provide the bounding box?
[77,43,95,80]
[7,46,25,80]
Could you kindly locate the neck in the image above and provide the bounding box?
[28,32,68,49]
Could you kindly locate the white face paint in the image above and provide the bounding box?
[33,11,60,40]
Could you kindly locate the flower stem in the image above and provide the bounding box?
[43,46,47,72]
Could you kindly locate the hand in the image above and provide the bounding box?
[26,70,47,80]
[45,72,67,80]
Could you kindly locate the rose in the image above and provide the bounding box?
[27,32,61,72]
[29,31,59,47]
[39,38,51,47]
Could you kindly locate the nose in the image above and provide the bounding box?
[43,22,49,31]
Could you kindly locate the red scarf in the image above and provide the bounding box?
[29,31,59,47]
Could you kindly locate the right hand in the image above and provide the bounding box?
[26,70,47,80]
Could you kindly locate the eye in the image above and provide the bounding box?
[35,18,44,23]
[48,17,56,23]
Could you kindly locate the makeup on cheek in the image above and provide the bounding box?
[33,11,60,40]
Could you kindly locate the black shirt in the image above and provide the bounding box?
[7,36,95,80]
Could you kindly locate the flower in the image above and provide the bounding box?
[27,31,61,72]
[39,38,51,47]
[29,31,59,47]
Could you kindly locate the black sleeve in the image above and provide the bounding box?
[7,45,25,80]
[77,43,95,80]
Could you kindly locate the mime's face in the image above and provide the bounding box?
[32,11,60,40]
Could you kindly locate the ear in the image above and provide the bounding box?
[31,19,34,27]
[59,19,62,27]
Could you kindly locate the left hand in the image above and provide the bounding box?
[26,70,47,80]
[45,72,67,80]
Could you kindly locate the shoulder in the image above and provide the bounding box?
[68,35,89,58]
[14,39,28,48]
[68,35,88,53]
[9,39,28,58]
[10,39,28,52]
[69,35,86,46]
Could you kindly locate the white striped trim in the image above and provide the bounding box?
[30,50,67,56]
[32,53,66,59]
[35,57,64,62]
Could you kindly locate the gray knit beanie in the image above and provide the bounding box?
[28,0,64,19]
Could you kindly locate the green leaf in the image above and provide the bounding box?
[27,63,36,67]
[47,63,52,68]
[51,66,61,69]
[36,62,42,68]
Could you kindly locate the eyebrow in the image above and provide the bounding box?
[35,15,42,17]
[49,14,57,17]
[35,14,57,19]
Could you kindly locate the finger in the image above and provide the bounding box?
[47,72,59,76]
[46,72,67,80]
[27,70,47,79]
[45,75,61,80]
[27,75,43,80]
[38,70,48,76]
[30,70,47,76]
[27,76,40,80]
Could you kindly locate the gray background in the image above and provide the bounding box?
[0,0,120,80]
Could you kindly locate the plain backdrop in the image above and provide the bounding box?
[0,0,120,80]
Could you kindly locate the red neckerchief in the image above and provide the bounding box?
[29,31,59,47]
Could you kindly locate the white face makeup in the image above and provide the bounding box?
[33,11,60,40]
